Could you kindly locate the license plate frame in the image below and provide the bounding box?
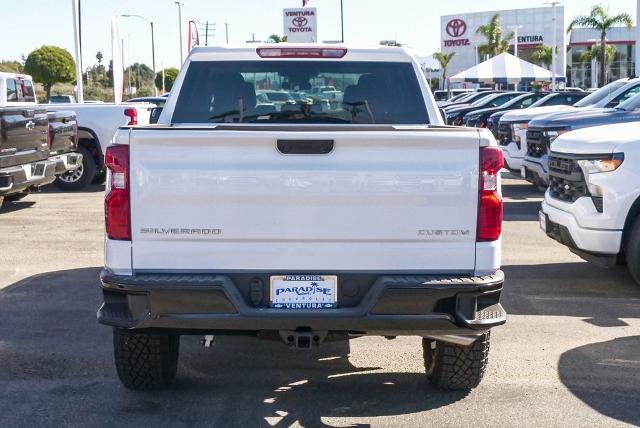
[270,275,338,309]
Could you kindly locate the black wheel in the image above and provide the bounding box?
[625,216,640,285]
[54,145,96,191]
[113,328,180,390]
[5,191,29,201]
[423,332,490,391]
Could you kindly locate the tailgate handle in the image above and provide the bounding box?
[277,139,333,155]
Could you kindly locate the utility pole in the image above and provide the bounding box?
[198,21,216,46]
[510,25,523,58]
[224,23,229,44]
[175,2,184,64]
[127,34,132,96]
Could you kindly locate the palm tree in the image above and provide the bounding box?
[568,5,632,86]
[531,45,557,70]
[433,51,456,90]
[476,14,514,60]
[267,34,288,43]
[579,44,617,68]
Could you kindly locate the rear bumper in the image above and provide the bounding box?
[0,159,57,196]
[50,152,82,174]
[98,270,506,335]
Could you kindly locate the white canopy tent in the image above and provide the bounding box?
[449,52,565,85]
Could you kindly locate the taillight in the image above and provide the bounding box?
[105,145,130,240]
[256,47,347,58]
[124,108,137,125]
[477,146,503,241]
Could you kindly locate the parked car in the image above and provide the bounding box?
[436,91,476,107]
[463,92,549,128]
[497,78,635,173]
[256,90,297,111]
[522,78,640,187]
[444,92,523,126]
[438,90,501,109]
[540,121,640,285]
[0,72,80,208]
[47,101,153,190]
[98,45,506,391]
[433,88,474,102]
[489,91,587,139]
[48,94,77,103]
[126,96,167,107]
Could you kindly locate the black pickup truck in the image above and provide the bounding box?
[0,72,80,208]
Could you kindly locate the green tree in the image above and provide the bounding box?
[155,68,179,92]
[96,51,103,65]
[0,60,23,73]
[568,5,632,86]
[579,44,617,68]
[530,45,558,70]
[433,51,456,90]
[24,45,75,100]
[379,40,403,47]
[476,14,514,60]
[267,34,288,43]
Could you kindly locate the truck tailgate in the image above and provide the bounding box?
[128,128,480,272]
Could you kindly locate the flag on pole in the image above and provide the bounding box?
[188,20,199,53]
[302,0,310,6]
[111,14,124,104]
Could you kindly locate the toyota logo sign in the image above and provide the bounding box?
[446,19,467,38]
[292,16,308,28]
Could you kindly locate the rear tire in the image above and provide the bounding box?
[423,332,490,390]
[113,328,180,390]
[54,146,96,191]
[625,216,640,285]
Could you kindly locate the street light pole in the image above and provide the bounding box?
[121,14,157,95]
[340,0,344,43]
[545,1,561,89]
[225,23,229,44]
[175,2,184,64]
[510,25,523,58]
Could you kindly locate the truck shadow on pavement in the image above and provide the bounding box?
[0,200,36,214]
[558,336,640,426]
[0,267,467,427]
[501,262,640,324]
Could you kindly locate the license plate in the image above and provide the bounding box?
[539,211,547,232]
[270,275,337,309]
[521,166,527,179]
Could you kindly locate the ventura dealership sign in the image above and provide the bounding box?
[440,6,566,81]
[283,8,318,43]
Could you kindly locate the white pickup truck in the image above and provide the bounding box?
[47,101,153,190]
[98,45,506,391]
[540,121,640,285]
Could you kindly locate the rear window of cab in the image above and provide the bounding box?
[172,61,429,125]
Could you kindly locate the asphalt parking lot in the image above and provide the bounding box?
[1,175,639,427]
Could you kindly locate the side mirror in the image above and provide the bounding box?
[149,107,163,124]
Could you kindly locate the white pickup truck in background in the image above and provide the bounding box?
[47,102,153,190]
[98,45,506,392]
[541,121,640,285]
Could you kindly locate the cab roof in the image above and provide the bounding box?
[187,44,417,63]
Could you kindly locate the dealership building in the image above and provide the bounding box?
[439,6,637,88]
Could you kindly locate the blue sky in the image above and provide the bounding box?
[0,0,635,69]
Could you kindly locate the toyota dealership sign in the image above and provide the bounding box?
[283,8,318,43]
[440,6,566,81]
[444,18,470,47]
